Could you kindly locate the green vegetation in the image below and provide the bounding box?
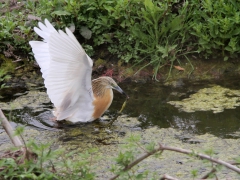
[0,55,15,88]
[1,127,240,180]
[1,0,240,78]
[0,126,96,180]
[190,0,240,60]
[0,142,96,180]
[2,1,240,179]
[168,85,240,113]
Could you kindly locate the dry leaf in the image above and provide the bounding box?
[174,66,185,71]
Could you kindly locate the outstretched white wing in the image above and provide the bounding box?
[29,19,94,122]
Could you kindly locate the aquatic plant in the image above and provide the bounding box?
[168,85,240,113]
[1,109,240,180]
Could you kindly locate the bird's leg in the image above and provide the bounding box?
[50,117,57,121]
[106,115,119,127]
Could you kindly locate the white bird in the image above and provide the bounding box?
[29,19,126,123]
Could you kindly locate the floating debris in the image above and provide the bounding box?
[168,85,240,113]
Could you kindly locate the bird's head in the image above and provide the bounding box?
[92,76,128,97]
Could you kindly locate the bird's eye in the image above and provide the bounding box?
[111,83,115,87]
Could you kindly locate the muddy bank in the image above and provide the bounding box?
[2,54,240,90]
[1,56,240,179]
[0,116,239,179]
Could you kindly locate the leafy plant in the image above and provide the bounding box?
[124,0,195,79]
[190,0,240,60]
[0,126,97,180]
[1,0,240,80]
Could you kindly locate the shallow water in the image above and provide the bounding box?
[1,76,240,179]
[1,75,240,138]
[117,76,240,138]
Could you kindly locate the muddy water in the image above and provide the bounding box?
[1,76,240,179]
[1,76,240,137]
[115,76,240,138]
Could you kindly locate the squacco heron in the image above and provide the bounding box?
[29,19,127,123]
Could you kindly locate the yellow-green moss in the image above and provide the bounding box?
[168,85,240,113]
[0,54,16,74]
[94,58,107,67]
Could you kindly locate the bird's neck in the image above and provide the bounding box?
[92,87,113,119]
[92,79,108,97]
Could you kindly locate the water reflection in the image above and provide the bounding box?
[113,77,240,137]
[1,76,240,138]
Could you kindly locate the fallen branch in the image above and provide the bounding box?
[0,109,37,163]
[159,144,240,174]
[109,143,240,180]
[0,108,22,146]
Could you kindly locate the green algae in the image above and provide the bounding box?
[0,91,51,112]
[168,85,240,113]
[0,116,240,179]
[1,84,240,179]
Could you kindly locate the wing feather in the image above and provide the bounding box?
[29,19,94,122]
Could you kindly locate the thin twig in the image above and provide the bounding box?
[12,59,23,63]
[50,160,57,173]
[201,167,217,179]
[109,147,163,180]
[15,65,25,70]
[135,141,148,153]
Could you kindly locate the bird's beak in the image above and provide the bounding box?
[113,86,129,98]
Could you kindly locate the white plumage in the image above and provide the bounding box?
[29,19,94,122]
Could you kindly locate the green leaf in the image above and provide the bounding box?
[51,10,71,16]
[191,169,198,178]
[224,56,229,61]
[157,46,168,58]
[14,126,25,136]
[144,0,154,11]
[170,16,183,32]
[232,28,240,35]
[145,142,156,152]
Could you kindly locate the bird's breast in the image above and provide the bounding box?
[92,88,113,120]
